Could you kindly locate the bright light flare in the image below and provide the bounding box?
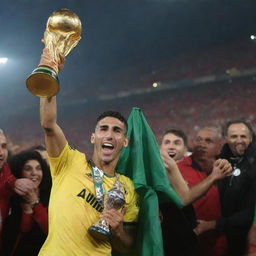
[250,35,256,40]
[0,58,8,64]
[152,82,161,88]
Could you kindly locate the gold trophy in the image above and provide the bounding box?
[26,9,82,97]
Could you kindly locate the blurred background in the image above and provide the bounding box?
[1,0,256,154]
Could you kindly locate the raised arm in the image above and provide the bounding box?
[40,97,67,157]
[161,149,190,204]
[161,149,232,205]
[38,46,67,157]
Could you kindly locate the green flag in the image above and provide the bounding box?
[254,206,256,224]
[116,107,183,256]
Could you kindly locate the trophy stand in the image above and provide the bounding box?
[26,66,59,97]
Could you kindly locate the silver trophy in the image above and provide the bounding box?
[89,179,125,241]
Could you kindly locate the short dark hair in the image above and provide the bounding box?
[223,119,255,138]
[95,110,128,132]
[162,128,188,147]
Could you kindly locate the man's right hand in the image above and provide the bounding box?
[210,159,232,180]
[39,46,65,74]
[160,149,178,174]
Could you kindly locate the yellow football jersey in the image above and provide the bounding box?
[39,143,139,256]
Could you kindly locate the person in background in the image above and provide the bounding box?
[196,119,256,256]
[0,129,35,253]
[160,128,188,162]
[177,127,229,256]
[36,47,139,256]
[159,127,231,256]
[159,128,197,256]
[3,150,51,256]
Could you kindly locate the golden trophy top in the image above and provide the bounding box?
[43,9,82,57]
[47,9,82,41]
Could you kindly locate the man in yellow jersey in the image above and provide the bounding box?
[37,52,139,256]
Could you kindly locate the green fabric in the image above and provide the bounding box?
[254,206,256,224]
[114,107,183,256]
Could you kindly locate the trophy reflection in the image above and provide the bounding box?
[89,185,125,241]
[26,9,82,97]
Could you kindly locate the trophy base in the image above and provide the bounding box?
[26,66,60,98]
[88,226,111,241]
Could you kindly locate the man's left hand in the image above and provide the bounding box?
[194,219,216,235]
[101,208,126,236]
[211,159,232,180]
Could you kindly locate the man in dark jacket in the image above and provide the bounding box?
[195,119,256,256]
[159,129,198,256]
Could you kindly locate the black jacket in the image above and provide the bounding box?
[217,140,256,256]
[160,202,198,256]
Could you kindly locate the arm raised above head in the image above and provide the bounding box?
[40,96,67,158]
[38,46,68,158]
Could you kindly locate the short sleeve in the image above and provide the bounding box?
[49,143,80,178]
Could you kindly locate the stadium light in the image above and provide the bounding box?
[250,35,256,40]
[0,58,8,64]
[152,82,161,88]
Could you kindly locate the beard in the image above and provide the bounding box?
[233,143,247,156]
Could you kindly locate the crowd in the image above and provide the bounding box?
[3,77,256,155]
[1,114,256,256]
[159,123,256,256]
[1,38,256,255]
[54,38,256,99]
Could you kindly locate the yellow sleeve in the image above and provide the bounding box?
[48,143,81,178]
[123,178,139,224]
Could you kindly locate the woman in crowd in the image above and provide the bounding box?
[3,150,51,256]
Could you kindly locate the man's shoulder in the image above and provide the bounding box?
[118,173,133,184]
[177,156,202,180]
[49,143,87,171]
[177,155,193,168]
[2,162,14,177]
[118,174,136,195]
[245,140,256,166]
[67,144,84,155]
[66,143,87,160]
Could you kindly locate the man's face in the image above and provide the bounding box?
[160,133,187,161]
[0,133,8,169]
[91,117,128,164]
[193,129,221,161]
[225,123,252,156]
